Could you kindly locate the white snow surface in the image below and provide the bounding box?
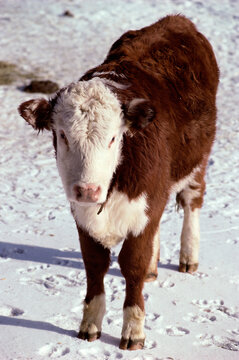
[0,0,239,359]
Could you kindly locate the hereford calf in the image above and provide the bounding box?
[18,15,219,350]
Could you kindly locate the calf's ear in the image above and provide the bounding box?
[123,98,155,131]
[18,98,52,131]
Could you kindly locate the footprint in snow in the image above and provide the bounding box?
[48,313,79,332]
[38,343,70,357]
[77,346,99,357]
[226,238,238,245]
[192,299,239,319]
[195,333,239,351]
[147,312,162,322]
[0,305,24,317]
[184,312,217,323]
[228,329,239,336]
[166,326,190,336]
[17,263,51,274]
[110,288,120,302]
[53,259,73,266]
[20,273,85,296]
[104,351,111,357]
[115,353,123,359]
[144,340,158,349]
[158,326,190,336]
[192,271,209,279]
[158,279,175,288]
[105,314,121,327]
[192,299,224,307]
[0,247,25,261]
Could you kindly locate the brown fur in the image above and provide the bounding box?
[75,225,110,304]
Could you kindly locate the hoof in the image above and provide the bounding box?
[78,330,101,342]
[179,262,198,274]
[145,272,158,282]
[119,337,145,350]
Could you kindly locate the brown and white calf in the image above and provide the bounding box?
[18,15,219,350]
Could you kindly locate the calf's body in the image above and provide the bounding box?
[19,15,219,350]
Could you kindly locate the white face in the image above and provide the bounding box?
[52,79,126,205]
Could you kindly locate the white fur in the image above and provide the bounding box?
[170,165,201,194]
[180,207,200,265]
[171,165,203,265]
[93,71,127,79]
[52,78,126,204]
[101,78,129,90]
[80,294,105,334]
[72,190,148,248]
[178,171,202,265]
[147,227,160,274]
[122,305,145,340]
[127,98,146,113]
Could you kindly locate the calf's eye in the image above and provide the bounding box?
[108,136,115,148]
[60,131,68,146]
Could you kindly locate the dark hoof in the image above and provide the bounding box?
[179,262,198,274]
[78,330,101,342]
[145,272,158,282]
[119,337,145,350]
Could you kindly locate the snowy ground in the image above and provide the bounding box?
[0,0,239,359]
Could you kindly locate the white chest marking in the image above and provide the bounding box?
[72,190,148,248]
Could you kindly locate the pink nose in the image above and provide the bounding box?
[73,184,101,203]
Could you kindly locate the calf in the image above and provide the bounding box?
[18,15,219,350]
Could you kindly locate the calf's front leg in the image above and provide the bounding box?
[76,226,110,341]
[118,227,155,350]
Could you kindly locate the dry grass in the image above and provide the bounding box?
[0,61,37,85]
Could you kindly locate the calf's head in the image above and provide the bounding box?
[18,78,155,205]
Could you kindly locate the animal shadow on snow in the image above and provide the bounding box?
[0,316,77,337]
[0,241,121,339]
[0,241,121,277]
[158,263,179,272]
[0,315,119,345]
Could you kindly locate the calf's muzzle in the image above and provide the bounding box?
[73,183,102,203]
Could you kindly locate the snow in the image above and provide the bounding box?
[0,0,239,359]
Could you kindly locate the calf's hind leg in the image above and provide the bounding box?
[176,166,206,273]
[76,226,110,341]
